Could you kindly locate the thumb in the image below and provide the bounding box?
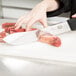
[39,18,48,28]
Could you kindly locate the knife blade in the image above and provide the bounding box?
[3,18,76,45]
[3,30,38,45]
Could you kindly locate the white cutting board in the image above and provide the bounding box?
[0,18,76,64]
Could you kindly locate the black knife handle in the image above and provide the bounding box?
[67,18,76,30]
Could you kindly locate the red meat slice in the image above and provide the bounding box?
[5,27,14,33]
[0,31,6,42]
[2,23,37,34]
[0,31,6,38]
[2,23,25,33]
[2,23,16,29]
[9,28,37,34]
[9,28,26,34]
[37,31,61,47]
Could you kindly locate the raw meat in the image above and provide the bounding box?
[0,31,6,42]
[37,30,61,47]
[2,23,16,29]
[2,23,37,34]
[8,28,26,34]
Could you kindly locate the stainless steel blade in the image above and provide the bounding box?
[3,30,38,45]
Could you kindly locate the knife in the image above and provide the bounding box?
[3,18,76,45]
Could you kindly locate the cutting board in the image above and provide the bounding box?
[0,18,76,65]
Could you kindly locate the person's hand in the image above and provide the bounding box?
[15,0,59,31]
[15,1,47,31]
[72,14,76,18]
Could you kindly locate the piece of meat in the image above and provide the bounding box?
[9,28,26,34]
[2,23,16,29]
[37,30,61,47]
[2,23,37,33]
[0,31,6,42]
[0,31,6,38]
[5,27,14,33]
[2,23,16,33]
[9,28,37,34]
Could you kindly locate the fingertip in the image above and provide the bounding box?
[15,25,20,30]
[72,15,75,18]
[26,28,30,31]
[42,23,48,28]
[72,14,76,18]
[15,26,17,29]
[15,22,23,29]
[26,26,30,31]
[26,24,31,31]
[44,24,48,28]
[39,19,48,28]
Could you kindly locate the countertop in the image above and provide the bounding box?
[0,18,76,65]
